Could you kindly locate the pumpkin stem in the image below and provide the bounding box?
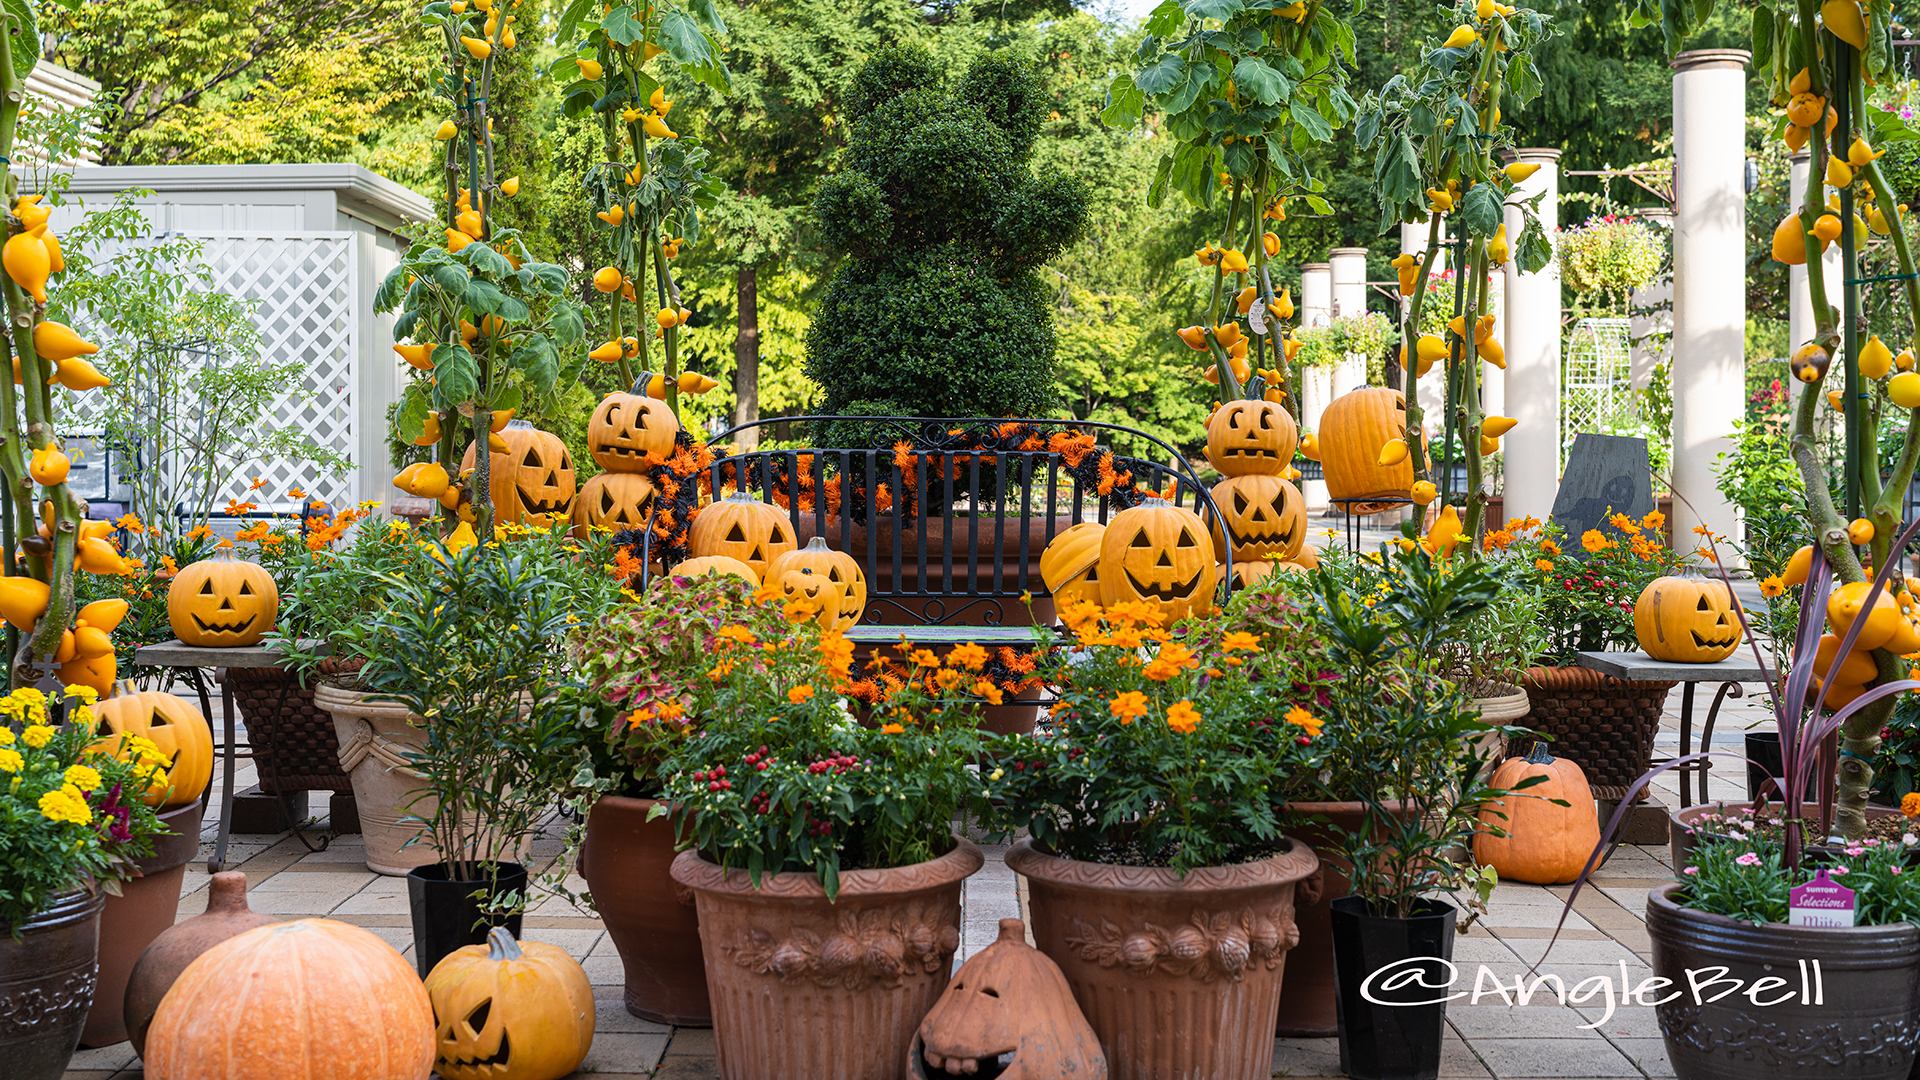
[485,926,522,962]
[631,370,655,397]
[1524,741,1555,766]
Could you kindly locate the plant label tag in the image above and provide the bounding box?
[1247,300,1269,336]
[1789,869,1856,928]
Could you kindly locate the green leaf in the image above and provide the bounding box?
[601,5,645,45]
[1101,73,1146,128]
[433,344,480,404]
[463,241,513,278]
[1302,194,1333,215]
[1750,5,1773,71]
[1516,220,1553,275]
[1182,0,1244,20]
[1354,109,1381,149]
[486,383,524,414]
[1134,53,1188,97]
[466,279,507,317]
[3,0,36,81]
[527,262,571,294]
[1289,99,1332,142]
[374,264,409,313]
[395,384,430,443]
[507,339,557,397]
[658,11,711,66]
[550,301,586,346]
[1230,57,1289,105]
[1144,0,1186,35]
[1456,182,1502,237]
[555,0,599,43]
[394,307,422,342]
[1146,153,1175,209]
[430,263,470,302]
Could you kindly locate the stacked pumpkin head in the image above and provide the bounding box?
[573,381,680,535]
[1202,395,1310,580]
[459,420,578,528]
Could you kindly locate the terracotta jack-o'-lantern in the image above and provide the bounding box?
[1208,472,1305,563]
[1205,398,1298,476]
[765,537,867,630]
[1097,498,1216,624]
[458,421,577,524]
[909,918,1106,1080]
[570,472,656,533]
[587,382,680,471]
[91,689,215,807]
[1039,522,1104,608]
[688,490,796,580]
[167,547,278,646]
[425,928,594,1080]
[1320,387,1418,514]
[1633,573,1743,663]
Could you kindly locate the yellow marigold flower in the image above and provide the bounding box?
[880,722,906,734]
[949,642,989,671]
[0,725,12,745]
[1166,700,1202,734]
[1580,529,1609,553]
[1220,631,1260,653]
[62,764,101,792]
[38,785,92,825]
[1904,792,1920,818]
[1534,559,1555,573]
[1759,575,1786,599]
[1110,690,1149,724]
[1284,704,1324,737]
[0,747,20,773]
[22,724,53,749]
[787,684,815,704]
[61,683,99,704]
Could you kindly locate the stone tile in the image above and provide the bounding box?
[67,1043,137,1071]
[572,1031,669,1073]
[56,1071,122,1079]
[1574,1003,1666,1040]
[593,996,673,1035]
[1451,934,1521,963]
[582,954,626,985]
[1483,885,1570,906]
[519,927,603,958]
[327,913,412,928]
[330,876,411,915]
[1440,1035,1493,1079]
[1467,1037,1642,1077]
[1478,906,1595,931]
[1611,1036,1677,1078]
[649,1058,721,1080]
[1448,1004,1592,1037]
[1486,926,1609,941]
[240,873,369,915]
[1271,1035,1343,1077]
[1593,885,1654,914]
[1499,937,1649,966]
[665,1028,717,1057]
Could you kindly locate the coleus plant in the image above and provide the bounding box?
[1355,0,1555,541]
[551,0,728,411]
[1103,0,1360,416]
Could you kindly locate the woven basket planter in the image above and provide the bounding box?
[226,666,353,794]
[1509,665,1674,798]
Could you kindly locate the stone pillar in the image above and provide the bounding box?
[1329,247,1368,320]
[1300,263,1332,330]
[1628,207,1675,391]
[1482,271,1507,423]
[1670,49,1751,546]
[1401,217,1446,271]
[1501,148,1563,523]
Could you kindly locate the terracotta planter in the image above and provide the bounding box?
[1646,882,1920,1079]
[314,682,432,875]
[1273,802,1363,1037]
[580,794,711,1026]
[1512,665,1674,795]
[0,888,104,1080]
[123,870,278,1058]
[672,837,982,1080]
[1006,837,1320,1080]
[79,798,204,1047]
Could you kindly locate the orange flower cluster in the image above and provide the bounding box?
[304,502,371,551]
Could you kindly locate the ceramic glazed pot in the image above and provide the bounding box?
[123,870,279,1058]
[80,799,205,1047]
[314,682,433,875]
[1330,897,1456,1080]
[1646,882,1920,1079]
[671,837,982,1080]
[1006,837,1319,1080]
[0,888,104,1080]
[579,794,711,1026]
[1669,800,1908,871]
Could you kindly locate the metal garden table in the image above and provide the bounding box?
[1574,650,1774,808]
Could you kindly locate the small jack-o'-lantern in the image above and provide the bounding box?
[570,472,656,533]
[1208,473,1305,563]
[1633,573,1743,663]
[425,928,594,1080]
[669,555,759,584]
[1098,499,1216,623]
[909,918,1105,1080]
[1320,387,1417,514]
[167,547,278,647]
[90,689,214,807]
[587,387,679,471]
[765,537,867,629]
[1206,398,1298,476]
[1039,522,1105,608]
[459,422,577,524]
[688,491,796,581]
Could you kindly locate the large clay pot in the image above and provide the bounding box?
[671,837,983,1080]
[580,794,711,1026]
[1273,802,1364,1037]
[1646,881,1920,1079]
[0,888,104,1080]
[1005,837,1320,1080]
[123,871,279,1058]
[314,682,432,875]
[80,798,205,1047]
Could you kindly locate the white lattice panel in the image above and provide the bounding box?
[1562,317,1633,463]
[59,232,357,517]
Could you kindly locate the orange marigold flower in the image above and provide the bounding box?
[1580,529,1609,553]
[1110,690,1149,724]
[1166,700,1201,734]
[287,487,306,499]
[1284,704,1324,737]
[1220,631,1261,653]
[949,642,989,671]
[880,722,906,734]
[973,680,1004,705]
[1534,558,1554,572]
[787,684,815,704]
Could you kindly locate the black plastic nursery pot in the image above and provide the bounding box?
[406,861,527,977]
[1745,732,1782,801]
[1330,896,1457,1080]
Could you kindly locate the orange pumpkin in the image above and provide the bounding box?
[764,537,867,630]
[1633,574,1742,663]
[1097,499,1216,623]
[1207,472,1305,563]
[570,472,657,533]
[1320,387,1416,514]
[1038,522,1105,608]
[91,690,214,808]
[458,423,577,524]
[587,387,679,471]
[425,928,594,1080]
[669,555,759,584]
[688,491,796,581]
[1472,744,1601,885]
[167,548,278,647]
[1205,398,1297,476]
[144,919,434,1080]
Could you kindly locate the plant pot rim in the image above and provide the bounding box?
[591,791,672,812]
[670,835,983,900]
[1521,664,1676,692]
[132,799,207,877]
[405,860,530,883]
[1329,894,1458,920]
[1647,880,1920,943]
[312,681,416,719]
[2,886,103,935]
[1004,835,1318,893]
[1282,798,1411,815]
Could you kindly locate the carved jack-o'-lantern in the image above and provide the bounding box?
[1633,574,1743,663]
[668,555,759,585]
[1205,398,1298,476]
[909,918,1106,1080]
[167,547,278,647]
[425,928,594,1080]
[1320,387,1418,514]
[1038,522,1105,608]
[688,491,796,581]
[91,689,214,807]
[764,537,867,630]
[1097,499,1216,623]
[1208,473,1306,563]
[459,422,577,524]
[586,388,679,472]
[570,472,656,533]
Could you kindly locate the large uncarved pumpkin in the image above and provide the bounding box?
[1319,387,1416,514]
[1633,574,1742,663]
[1472,744,1601,885]
[143,919,435,1080]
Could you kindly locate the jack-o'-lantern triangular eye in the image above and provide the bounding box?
[199,580,215,595]
[1696,595,1712,610]
[238,581,253,595]
[1177,529,1198,548]
[770,524,790,544]
[522,448,541,467]
[463,998,491,1036]
[1130,529,1153,548]
[726,524,746,543]
[1233,492,1249,514]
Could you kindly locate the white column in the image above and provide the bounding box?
[1482,271,1507,422]
[1300,263,1332,329]
[1501,148,1563,523]
[1628,207,1674,390]
[1670,49,1751,545]
[1401,217,1446,271]
[1330,247,1368,320]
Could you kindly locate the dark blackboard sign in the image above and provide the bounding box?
[1550,433,1655,555]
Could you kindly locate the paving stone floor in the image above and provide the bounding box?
[62,669,1771,1080]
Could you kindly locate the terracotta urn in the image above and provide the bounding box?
[579,794,711,1026]
[671,837,982,1080]
[123,870,279,1058]
[1005,837,1319,1080]
[909,917,1106,1079]
[313,682,433,875]
[80,799,207,1047]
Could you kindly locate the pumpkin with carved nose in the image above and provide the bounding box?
[1633,573,1743,663]
[587,385,680,471]
[90,689,214,807]
[1205,398,1297,476]
[1039,522,1105,608]
[458,421,577,524]
[424,928,594,1080]
[688,491,796,581]
[764,537,867,630]
[167,547,278,647]
[909,918,1106,1080]
[1097,498,1216,624]
[570,472,656,533]
[1207,472,1305,563]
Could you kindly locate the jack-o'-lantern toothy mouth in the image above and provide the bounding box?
[190,614,257,636]
[920,1048,1016,1078]
[441,1031,511,1074]
[1125,560,1204,601]
[518,490,572,515]
[1691,629,1738,648]
[1219,447,1281,461]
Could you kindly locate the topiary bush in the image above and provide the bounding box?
[806,46,1088,434]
